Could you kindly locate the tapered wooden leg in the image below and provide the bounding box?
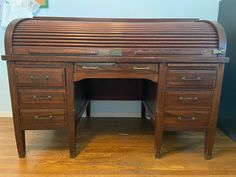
[155,113,163,159]
[141,102,146,119]
[155,129,163,159]
[86,101,91,118]
[69,124,76,158]
[204,129,216,160]
[68,111,76,158]
[204,64,224,160]
[7,62,26,158]
[15,129,26,158]
[204,131,208,155]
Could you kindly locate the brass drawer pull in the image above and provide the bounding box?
[82,66,99,70]
[133,66,150,70]
[30,75,50,80]
[181,76,202,81]
[32,95,52,100]
[34,115,54,120]
[177,116,196,121]
[30,75,34,80]
[179,97,198,102]
[45,75,49,80]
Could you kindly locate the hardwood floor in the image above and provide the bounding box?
[0,117,236,177]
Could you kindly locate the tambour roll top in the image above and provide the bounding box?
[5,17,227,58]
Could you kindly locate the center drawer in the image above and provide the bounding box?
[74,63,159,82]
[74,63,159,73]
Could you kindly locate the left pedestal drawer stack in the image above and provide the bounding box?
[7,62,68,157]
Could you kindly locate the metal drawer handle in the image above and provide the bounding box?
[45,75,49,80]
[30,75,34,80]
[133,66,150,70]
[179,97,198,102]
[181,76,202,81]
[32,95,52,100]
[34,115,54,120]
[82,66,99,70]
[30,75,50,80]
[177,116,196,121]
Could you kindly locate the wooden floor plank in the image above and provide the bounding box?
[0,117,236,176]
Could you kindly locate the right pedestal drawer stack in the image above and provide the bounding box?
[164,64,217,131]
[160,63,225,159]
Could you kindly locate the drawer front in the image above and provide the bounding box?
[163,111,210,130]
[15,67,65,86]
[20,109,66,126]
[165,90,213,110]
[74,63,159,73]
[18,89,65,106]
[166,69,216,88]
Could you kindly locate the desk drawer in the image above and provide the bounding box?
[74,63,159,73]
[165,90,213,110]
[20,109,66,126]
[164,111,210,131]
[15,67,65,86]
[18,89,65,106]
[166,69,216,88]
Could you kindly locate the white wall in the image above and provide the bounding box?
[0,0,221,117]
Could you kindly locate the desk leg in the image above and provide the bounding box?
[15,129,26,158]
[7,62,26,158]
[141,102,146,119]
[155,114,163,159]
[154,63,167,159]
[68,123,76,158]
[204,129,215,160]
[66,64,77,158]
[86,101,91,118]
[204,64,224,160]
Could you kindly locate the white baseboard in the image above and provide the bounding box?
[90,112,141,118]
[0,111,13,118]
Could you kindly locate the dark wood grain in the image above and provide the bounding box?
[2,55,229,63]
[4,18,30,54]
[18,89,65,107]
[7,61,26,158]
[20,109,66,127]
[204,64,225,160]
[1,17,229,159]
[163,110,210,131]
[166,68,217,88]
[155,63,168,158]
[165,90,213,110]
[15,67,65,87]
[65,64,76,158]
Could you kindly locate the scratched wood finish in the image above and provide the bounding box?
[1,117,236,177]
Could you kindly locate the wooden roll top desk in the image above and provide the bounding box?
[2,17,229,159]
